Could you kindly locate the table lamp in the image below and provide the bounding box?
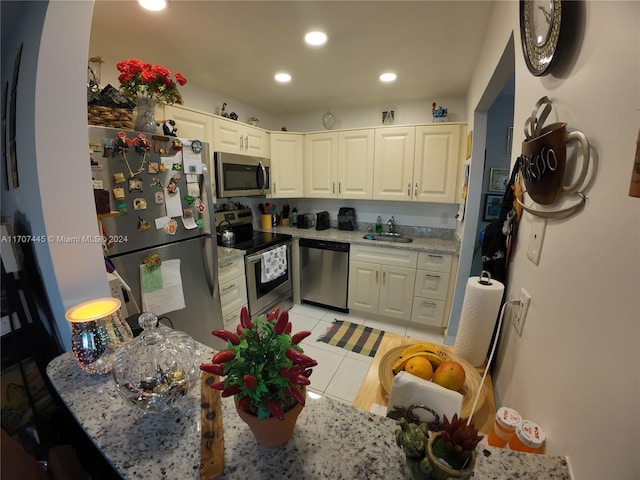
[65,297,133,374]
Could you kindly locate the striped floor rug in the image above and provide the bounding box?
[318,320,385,358]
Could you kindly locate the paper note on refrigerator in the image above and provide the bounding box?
[182,148,203,174]
[140,259,186,315]
[164,187,183,218]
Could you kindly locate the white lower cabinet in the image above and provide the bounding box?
[218,255,247,330]
[348,245,417,321]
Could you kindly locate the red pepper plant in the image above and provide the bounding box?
[200,306,316,420]
[116,58,186,105]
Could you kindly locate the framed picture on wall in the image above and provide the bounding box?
[483,194,503,221]
[488,168,509,192]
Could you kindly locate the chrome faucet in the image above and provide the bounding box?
[387,215,396,233]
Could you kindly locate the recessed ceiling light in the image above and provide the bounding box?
[275,73,292,83]
[138,0,167,11]
[305,31,327,46]
[379,72,397,83]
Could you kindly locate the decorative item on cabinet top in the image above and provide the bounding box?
[516,96,590,219]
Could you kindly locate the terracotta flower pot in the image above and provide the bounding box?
[426,432,477,480]
[235,395,304,448]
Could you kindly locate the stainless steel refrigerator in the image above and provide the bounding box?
[88,126,224,350]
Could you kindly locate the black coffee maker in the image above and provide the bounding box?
[338,207,357,231]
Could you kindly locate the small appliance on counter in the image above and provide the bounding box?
[338,207,357,231]
[316,211,330,230]
[297,213,315,229]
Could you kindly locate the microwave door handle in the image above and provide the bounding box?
[258,160,267,193]
[201,164,220,300]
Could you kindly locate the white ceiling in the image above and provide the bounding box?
[90,1,495,116]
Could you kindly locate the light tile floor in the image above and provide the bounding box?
[287,303,445,406]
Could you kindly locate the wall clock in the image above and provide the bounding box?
[520,0,563,76]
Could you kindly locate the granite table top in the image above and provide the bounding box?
[47,352,571,480]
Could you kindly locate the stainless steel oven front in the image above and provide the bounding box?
[244,240,293,317]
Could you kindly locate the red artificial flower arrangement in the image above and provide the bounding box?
[117,58,186,105]
[200,306,316,420]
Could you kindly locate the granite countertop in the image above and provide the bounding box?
[47,352,571,480]
[259,226,460,255]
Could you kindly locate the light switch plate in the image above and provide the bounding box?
[527,217,547,265]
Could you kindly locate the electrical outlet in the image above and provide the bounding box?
[527,217,546,265]
[513,288,531,336]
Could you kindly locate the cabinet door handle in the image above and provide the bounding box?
[382,271,386,284]
[422,301,437,307]
[332,182,335,194]
[339,182,341,194]
[222,284,236,292]
[414,182,418,196]
[376,271,379,283]
[240,135,244,150]
[407,183,411,196]
[245,135,249,150]
[424,273,441,278]
[219,262,233,269]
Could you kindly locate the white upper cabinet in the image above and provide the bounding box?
[304,129,375,199]
[372,126,416,201]
[162,105,213,147]
[270,133,304,198]
[304,132,339,198]
[414,124,462,203]
[213,116,270,158]
[373,124,462,203]
[338,129,374,199]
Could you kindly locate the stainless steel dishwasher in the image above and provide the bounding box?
[299,238,350,312]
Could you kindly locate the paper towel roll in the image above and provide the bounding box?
[453,275,504,367]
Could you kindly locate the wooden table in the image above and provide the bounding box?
[352,332,497,434]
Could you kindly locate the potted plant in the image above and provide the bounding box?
[200,306,316,447]
[396,413,482,480]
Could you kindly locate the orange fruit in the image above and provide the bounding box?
[404,356,433,380]
[432,361,466,391]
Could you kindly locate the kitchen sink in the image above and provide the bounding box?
[362,233,413,243]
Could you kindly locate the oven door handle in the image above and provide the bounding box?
[246,253,263,264]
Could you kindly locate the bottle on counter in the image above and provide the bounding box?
[375,216,383,233]
[487,407,521,448]
[508,419,546,454]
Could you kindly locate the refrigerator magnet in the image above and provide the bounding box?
[137,216,151,231]
[129,178,143,192]
[113,172,126,184]
[164,218,178,235]
[184,195,195,205]
[133,198,147,210]
[148,162,159,173]
[159,162,167,172]
[112,187,125,200]
[116,200,128,215]
[154,191,164,205]
[194,198,205,213]
[150,177,163,189]
[181,216,198,230]
[183,208,194,218]
[143,253,162,271]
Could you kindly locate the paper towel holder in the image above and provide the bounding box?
[478,270,493,286]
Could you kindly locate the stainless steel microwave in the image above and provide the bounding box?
[214,152,270,197]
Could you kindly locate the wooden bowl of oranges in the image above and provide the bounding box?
[378,342,485,419]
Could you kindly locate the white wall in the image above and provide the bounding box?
[2,1,107,350]
[463,2,640,479]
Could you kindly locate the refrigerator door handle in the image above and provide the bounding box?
[202,164,220,300]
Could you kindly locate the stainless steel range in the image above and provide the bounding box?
[215,208,293,317]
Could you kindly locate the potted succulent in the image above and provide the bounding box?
[200,306,316,447]
[396,413,482,480]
